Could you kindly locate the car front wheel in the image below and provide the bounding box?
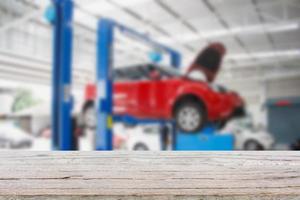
[175,101,206,133]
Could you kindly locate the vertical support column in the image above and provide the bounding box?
[96,19,114,150]
[51,0,74,150]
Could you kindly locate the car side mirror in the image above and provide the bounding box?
[149,70,161,80]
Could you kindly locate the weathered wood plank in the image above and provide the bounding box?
[0,152,299,199]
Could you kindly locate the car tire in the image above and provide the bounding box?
[133,143,149,151]
[244,140,264,151]
[175,100,206,133]
[82,103,96,129]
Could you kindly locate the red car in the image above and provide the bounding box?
[82,43,245,133]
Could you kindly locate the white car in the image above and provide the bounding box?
[0,123,33,149]
[223,119,274,150]
[126,125,162,151]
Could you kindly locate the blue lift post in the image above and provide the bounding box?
[51,0,74,150]
[96,18,181,150]
[95,19,114,151]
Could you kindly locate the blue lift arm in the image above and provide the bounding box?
[96,18,182,150]
[116,21,181,68]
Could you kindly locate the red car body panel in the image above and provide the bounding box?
[85,77,237,122]
[84,42,244,123]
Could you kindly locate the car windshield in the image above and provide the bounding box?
[154,65,182,77]
[114,64,182,81]
[114,65,148,81]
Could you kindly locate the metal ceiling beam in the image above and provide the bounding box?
[106,0,193,53]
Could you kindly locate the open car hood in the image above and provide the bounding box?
[186,42,226,83]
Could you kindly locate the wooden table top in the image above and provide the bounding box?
[0,151,299,199]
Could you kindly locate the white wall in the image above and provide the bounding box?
[0,93,14,114]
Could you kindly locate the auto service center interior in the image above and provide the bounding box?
[0,0,300,151]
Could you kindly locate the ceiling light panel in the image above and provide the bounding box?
[227,49,300,61]
[156,22,299,46]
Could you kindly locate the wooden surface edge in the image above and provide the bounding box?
[0,151,299,199]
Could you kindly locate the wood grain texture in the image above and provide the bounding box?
[0,151,299,200]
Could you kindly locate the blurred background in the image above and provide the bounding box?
[0,0,300,151]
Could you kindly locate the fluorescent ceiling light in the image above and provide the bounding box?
[227,49,300,60]
[202,22,299,38]
[158,22,299,44]
[183,49,300,66]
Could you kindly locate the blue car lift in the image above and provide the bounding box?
[50,0,233,151]
[96,18,233,151]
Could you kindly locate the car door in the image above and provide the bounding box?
[144,78,168,118]
[140,65,171,118]
[131,66,158,118]
[113,66,151,117]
